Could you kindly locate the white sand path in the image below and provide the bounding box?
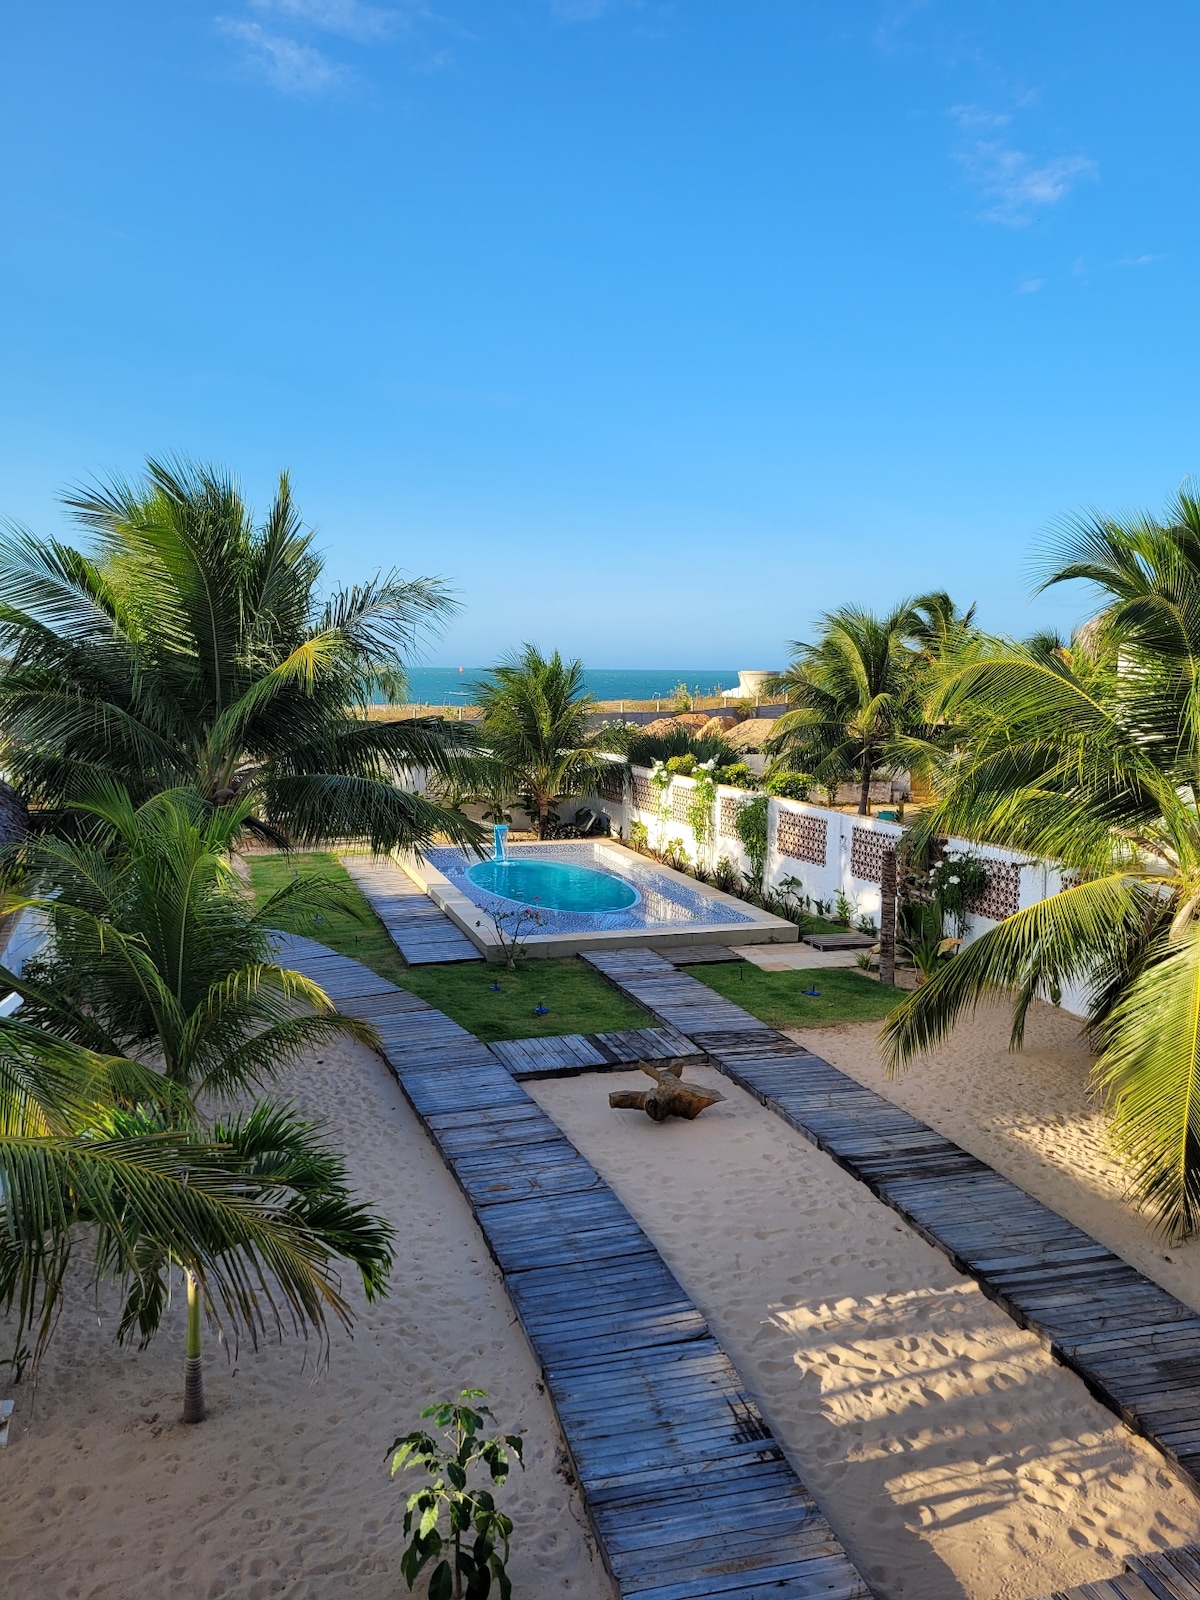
[0,1034,613,1600]
[530,1065,1200,1600]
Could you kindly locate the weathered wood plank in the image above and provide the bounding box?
[340,853,483,963]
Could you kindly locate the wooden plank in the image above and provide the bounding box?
[282,934,871,1600]
[587,946,1200,1497]
[340,853,483,964]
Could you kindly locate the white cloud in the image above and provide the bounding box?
[1017,278,1044,294]
[218,19,348,92]
[248,0,413,43]
[948,103,1010,132]
[956,140,1097,226]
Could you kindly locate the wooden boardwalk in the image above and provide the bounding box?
[581,948,1200,1490]
[1037,1542,1200,1597]
[276,931,871,1600]
[489,1025,701,1080]
[339,854,482,964]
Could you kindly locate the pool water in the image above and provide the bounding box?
[466,857,639,913]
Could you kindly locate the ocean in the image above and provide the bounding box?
[396,667,742,704]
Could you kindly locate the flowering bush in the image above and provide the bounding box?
[929,849,989,936]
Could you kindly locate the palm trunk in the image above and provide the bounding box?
[858,754,872,816]
[182,1271,206,1424]
[537,799,549,840]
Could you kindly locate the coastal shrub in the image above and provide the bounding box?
[389,1389,524,1600]
[627,820,649,853]
[929,849,990,937]
[664,753,696,774]
[713,762,755,788]
[765,771,813,802]
[712,856,742,895]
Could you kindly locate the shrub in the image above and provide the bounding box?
[713,762,755,788]
[664,753,696,775]
[624,729,739,768]
[765,771,813,802]
[733,794,769,884]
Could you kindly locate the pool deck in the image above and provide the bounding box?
[393,840,798,961]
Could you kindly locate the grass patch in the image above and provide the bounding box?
[691,962,901,1029]
[245,851,649,1043]
[245,851,410,985]
[394,961,650,1044]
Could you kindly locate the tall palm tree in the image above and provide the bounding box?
[0,785,393,1416]
[767,603,933,814]
[0,456,479,852]
[473,646,600,838]
[884,485,1200,1238]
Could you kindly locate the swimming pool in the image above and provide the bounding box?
[466,856,639,912]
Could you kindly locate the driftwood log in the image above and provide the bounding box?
[609,1059,725,1122]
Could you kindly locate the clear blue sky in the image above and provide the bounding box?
[2,2,1196,666]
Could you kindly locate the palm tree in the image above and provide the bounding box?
[473,646,600,838]
[767,603,934,814]
[0,785,393,1416]
[884,485,1200,1238]
[0,456,479,853]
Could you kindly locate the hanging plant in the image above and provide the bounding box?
[733,794,769,885]
[685,759,718,848]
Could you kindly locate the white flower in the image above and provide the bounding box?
[949,875,960,884]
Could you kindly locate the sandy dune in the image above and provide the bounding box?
[0,1035,612,1600]
[790,995,1200,1315]
[530,1064,1200,1600]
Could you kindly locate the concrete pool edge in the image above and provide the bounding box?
[393,840,799,962]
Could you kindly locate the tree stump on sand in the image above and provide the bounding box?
[609,1059,725,1122]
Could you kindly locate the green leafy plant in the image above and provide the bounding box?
[664,753,696,775]
[712,856,742,895]
[685,760,718,852]
[835,890,855,925]
[660,837,691,872]
[928,849,990,937]
[713,762,755,789]
[389,1390,524,1600]
[764,771,813,802]
[669,681,695,712]
[627,820,649,854]
[733,794,769,885]
[898,902,961,983]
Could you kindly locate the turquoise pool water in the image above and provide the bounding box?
[466,857,639,913]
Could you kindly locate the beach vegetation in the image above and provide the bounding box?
[0,456,480,853]
[885,488,1200,1237]
[0,787,393,1412]
[389,1389,524,1600]
[473,646,600,840]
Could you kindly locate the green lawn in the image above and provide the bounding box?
[245,851,650,1043]
[691,962,902,1029]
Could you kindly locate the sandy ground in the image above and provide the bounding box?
[788,994,1200,1314]
[529,1065,1200,1600]
[0,1034,612,1600]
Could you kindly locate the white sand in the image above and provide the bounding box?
[0,1035,612,1600]
[788,995,1200,1315]
[529,1065,1200,1600]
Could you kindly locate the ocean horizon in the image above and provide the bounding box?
[394,667,746,704]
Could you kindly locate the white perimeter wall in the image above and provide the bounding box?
[582,767,1090,1020]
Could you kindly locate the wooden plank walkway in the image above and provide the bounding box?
[1035,1542,1200,1597]
[653,945,745,966]
[340,854,482,964]
[275,931,871,1600]
[581,948,1200,1489]
[489,1025,701,1080]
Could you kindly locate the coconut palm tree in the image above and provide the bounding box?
[0,785,392,1416]
[767,603,934,814]
[0,456,479,852]
[473,646,600,838]
[884,485,1200,1238]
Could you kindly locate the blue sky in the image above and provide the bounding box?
[2,2,1196,666]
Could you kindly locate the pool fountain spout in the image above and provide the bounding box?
[492,823,509,863]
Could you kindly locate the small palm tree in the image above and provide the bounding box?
[473,646,600,838]
[0,456,479,853]
[884,485,1200,1238]
[767,604,935,814]
[0,785,393,1415]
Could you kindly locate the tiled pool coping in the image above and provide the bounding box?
[394,840,798,961]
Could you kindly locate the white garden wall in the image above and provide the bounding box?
[583,765,1092,1020]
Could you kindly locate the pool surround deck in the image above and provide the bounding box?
[395,839,798,962]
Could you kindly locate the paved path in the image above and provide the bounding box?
[581,948,1200,1491]
[339,853,482,964]
[276,931,871,1600]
